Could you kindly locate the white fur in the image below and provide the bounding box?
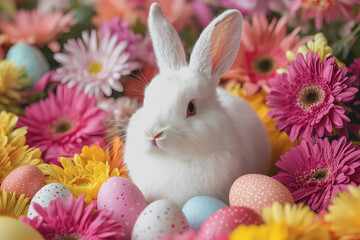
[124,3,271,206]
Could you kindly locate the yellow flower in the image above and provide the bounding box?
[0,111,26,146]
[46,145,126,205]
[0,188,29,218]
[226,82,298,175]
[0,111,49,183]
[261,202,330,240]
[286,33,345,68]
[106,137,129,178]
[0,60,30,113]
[326,185,360,240]
[230,224,271,240]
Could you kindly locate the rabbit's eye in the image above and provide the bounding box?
[187,101,196,117]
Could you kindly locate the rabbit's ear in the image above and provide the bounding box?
[148,3,187,72]
[189,10,242,85]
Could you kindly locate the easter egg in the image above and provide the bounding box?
[132,199,189,240]
[6,43,50,87]
[97,177,147,239]
[229,174,294,214]
[198,206,263,239]
[1,165,46,199]
[182,196,227,231]
[0,216,44,240]
[27,183,71,219]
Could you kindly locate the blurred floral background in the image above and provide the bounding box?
[0,0,360,239]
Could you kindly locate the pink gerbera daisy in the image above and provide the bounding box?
[288,0,358,29]
[273,137,360,212]
[348,57,360,79]
[53,30,138,98]
[21,195,125,240]
[17,84,107,165]
[0,9,75,46]
[223,15,309,95]
[267,51,358,141]
[99,17,142,61]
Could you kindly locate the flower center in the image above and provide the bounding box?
[52,119,73,134]
[297,85,324,111]
[253,56,276,75]
[70,175,92,186]
[88,61,103,74]
[310,168,329,181]
[302,0,334,11]
[56,235,80,240]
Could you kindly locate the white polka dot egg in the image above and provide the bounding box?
[27,183,71,219]
[131,199,189,240]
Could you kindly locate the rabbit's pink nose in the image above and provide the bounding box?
[152,131,163,147]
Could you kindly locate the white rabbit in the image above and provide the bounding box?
[124,3,271,206]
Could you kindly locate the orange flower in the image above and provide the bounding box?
[0,9,75,46]
[107,137,129,178]
[93,0,140,26]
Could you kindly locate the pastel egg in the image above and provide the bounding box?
[182,196,227,231]
[132,199,189,240]
[27,183,71,219]
[198,206,263,239]
[229,174,294,214]
[1,165,46,199]
[6,43,49,87]
[0,216,44,240]
[97,177,147,239]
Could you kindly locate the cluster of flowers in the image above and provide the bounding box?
[0,0,360,239]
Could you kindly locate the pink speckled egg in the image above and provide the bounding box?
[229,174,294,214]
[131,199,189,240]
[1,165,46,199]
[97,177,146,239]
[198,206,263,240]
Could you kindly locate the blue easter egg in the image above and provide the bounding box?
[182,196,227,231]
[6,43,49,87]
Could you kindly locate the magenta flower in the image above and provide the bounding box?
[267,51,358,142]
[274,137,360,212]
[348,57,360,81]
[218,0,269,15]
[18,84,107,165]
[99,17,142,61]
[21,195,125,240]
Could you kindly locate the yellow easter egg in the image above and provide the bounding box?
[0,216,44,240]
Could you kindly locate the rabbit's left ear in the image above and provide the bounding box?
[148,3,187,72]
[189,10,242,86]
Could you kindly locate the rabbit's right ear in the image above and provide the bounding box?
[148,3,187,72]
[189,10,242,86]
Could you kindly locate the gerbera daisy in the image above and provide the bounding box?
[0,60,30,113]
[53,30,137,97]
[226,83,298,175]
[286,32,345,68]
[348,57,360,78]
[274,137,360,212]
[0,9,75,46]
[20,195,125,240]
[0,111,48,183]
[17,84,107,165]
[223,15,309,95]
[267,51,358,141]
[99,17,142,61]
[0,188,29,218]
[46,145,126,205]
[93,0,141,26]
[288,0,358,29]
[326,185,360,239]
